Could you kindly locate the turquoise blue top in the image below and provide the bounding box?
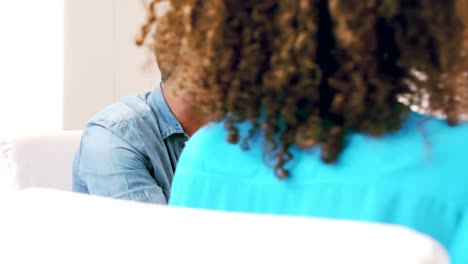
[170,112,468,263]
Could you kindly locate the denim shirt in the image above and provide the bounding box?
[73,85,188,204]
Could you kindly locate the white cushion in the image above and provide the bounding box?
[0,131,82,192]
[0,188,450,264]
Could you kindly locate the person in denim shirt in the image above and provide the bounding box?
[73,83,204,204]
[72,6,207,203]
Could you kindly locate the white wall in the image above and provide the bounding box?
[63,0,161,130]
[0,1,63,136]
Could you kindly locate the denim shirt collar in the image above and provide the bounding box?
[149,84,186,139]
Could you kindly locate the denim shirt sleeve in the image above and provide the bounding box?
[73,125,167,204]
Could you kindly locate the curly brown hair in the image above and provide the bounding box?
[137,0,468,178]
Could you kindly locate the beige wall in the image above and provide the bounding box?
[63,0,161,130]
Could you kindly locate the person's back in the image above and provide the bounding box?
[139,0,468,262]
[170,112,468,261]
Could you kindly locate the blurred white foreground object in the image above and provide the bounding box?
[0,188,449,264]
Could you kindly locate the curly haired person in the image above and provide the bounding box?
[137,0,468,261]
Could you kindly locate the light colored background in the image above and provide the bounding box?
[0,0,64,136]
[63,0,161,130]
[0,0,161,135]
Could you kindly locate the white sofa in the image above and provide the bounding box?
[0,131,82,193]
[0,132,450,264]
[0,188,450,264]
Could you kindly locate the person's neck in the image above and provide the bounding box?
[161,82,205,136]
